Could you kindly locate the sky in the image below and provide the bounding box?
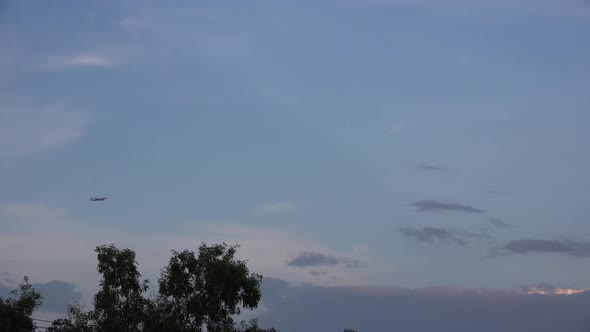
[1,0,590,330]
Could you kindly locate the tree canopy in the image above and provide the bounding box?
[153,243,263,331]
[0,276,43,332]
[1,242,276,332]
[93,244,149,332]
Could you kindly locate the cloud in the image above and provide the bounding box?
[33,280,81,312]
[40,54,117,70]
[0,202,372,312]
[341,259,365,269]
[0,203,68,232]
[0,283,9,296]
[488,217,511,228]
[411,200,485,213]
[257,277,590,332]
[460,230,492,240]
[399,227,467,246]
[352,244,369,254]
[118,16,154,31]
[493,239,590,258]
[287,251,365,269]
[288,252,339,268]
[0,279,81,313]
[515,283,590,296]
[255,201,297,215]
[0,98,90,159]
[418,163,442,171]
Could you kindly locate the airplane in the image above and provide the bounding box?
[90,197,108,201]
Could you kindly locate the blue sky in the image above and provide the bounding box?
[1,0,590,330]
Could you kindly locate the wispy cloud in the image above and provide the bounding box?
[399,226,491,247]
[411,200,485,213]
[352,244,369,254]
[288,252,339,267]
[399,227,467,246]
[287,251,365,269]
[515,283,590,296]
[40,54,118,71]
[255,200,297,215]
[118,16,154,31]
[0,98,90,159]
[0,204,67,231]
[492,239,590,258]
[488,217,511,228]
[418,163,442,171]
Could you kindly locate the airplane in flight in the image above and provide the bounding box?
[90,197,108,201]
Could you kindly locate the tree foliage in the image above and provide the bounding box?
[0,276,43,332]
[155,243,262,332]
[236,319,278,332]
[47,302,93,332]
[42,242,274,332]
[93,244,149,332]
[1,243,274,332]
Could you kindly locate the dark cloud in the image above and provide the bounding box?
[258,278,590,332]
[488,217,511,228]
[0,280,81,313]
[287,252,365,269]
[0,279,81,313]
[0,283,9,296]
[288,252,339,267]
[309,271,327,276]
[418,163,442,171]
[411,200,484,213]
[460,229,492,240]
[400,226,490,246]
[34,280,81,312]
[399,227,467,246]
[341,259,365,269]
[3,278,16,284]
[495,239,590,257]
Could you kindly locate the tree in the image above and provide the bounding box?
[49,242,276,332]
[236,319,278,332]
[0,276,43,332]
[92,244,149,332]
[47,318,74,331]
[47,302,93,332]
[156,243,263,332]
